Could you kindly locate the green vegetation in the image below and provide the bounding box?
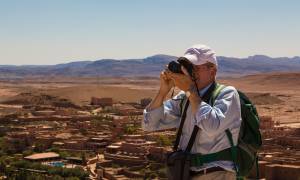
[0,143,89,179]
[13,170,46,180]
[100,107,119,115]
[111,163,120,168]
[0,137,13,155]
[8,160,89,179]
[0,137,5,155]
[156,135,172,147]
[124,124,138,134]
[0,130,6,137]
[0,135,32,155]
[11,171,81,180]
[158,167,167,178]
[136,162,167,179]
[34,142,48,152]
[91,114,114,128]
[94,114,114,121]
[149,172,158,179]
[22,149,34,157]
[81,152,87,166]
[58,151,71,159]
[128,115,139,121]
[79,127,88,135]
[90,119,102,128]
[48,147,60,153]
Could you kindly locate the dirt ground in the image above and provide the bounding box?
[220,73,300,124]
[0,72,299,124]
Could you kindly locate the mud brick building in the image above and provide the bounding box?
[260,115,275,129]
[91,97,113,107]
[114,104,143,116]
[103,136,157,166]
[24,152,60,162]
[86,137,110,150]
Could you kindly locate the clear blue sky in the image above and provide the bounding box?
[0,0,299,65]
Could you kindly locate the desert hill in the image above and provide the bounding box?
[0,55,299,78]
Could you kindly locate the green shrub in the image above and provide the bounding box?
[10,160,89,179]
[156,135,172,147]
[158,167,167,178]
[124,124,138,134]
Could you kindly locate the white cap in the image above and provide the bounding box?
[183,44,218,67]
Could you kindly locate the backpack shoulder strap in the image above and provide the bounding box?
[225,129,240,176]
[209,83,226,106]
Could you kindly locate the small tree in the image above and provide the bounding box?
[124,124,138,134]
[34,142,47,152]
[156,135,172,147]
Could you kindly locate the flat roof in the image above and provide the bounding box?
[24,152,60,160]
[107,145,120,148]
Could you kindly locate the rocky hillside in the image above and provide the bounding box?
[0,54,299,78]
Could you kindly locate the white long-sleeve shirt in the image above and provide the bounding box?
[142,83,242,171]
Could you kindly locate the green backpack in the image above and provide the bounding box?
[189,84,262,178]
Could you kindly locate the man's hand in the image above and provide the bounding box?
[168,66,193,92]
[159,70,174,96]
[146,70,174,111]
[169,66,201,114]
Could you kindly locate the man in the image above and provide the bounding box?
[142,44,242,180]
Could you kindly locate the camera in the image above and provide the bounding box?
[167,57,194,77]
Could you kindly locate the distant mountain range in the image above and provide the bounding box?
[0,54,300,78]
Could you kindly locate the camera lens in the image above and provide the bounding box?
[168,61,183,74]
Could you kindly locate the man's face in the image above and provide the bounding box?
[193,64,216,85]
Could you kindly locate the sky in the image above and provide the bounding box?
[0,0,299,65]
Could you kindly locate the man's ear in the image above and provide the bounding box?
[210,68,217,79]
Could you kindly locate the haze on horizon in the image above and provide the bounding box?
[0,0,299,65]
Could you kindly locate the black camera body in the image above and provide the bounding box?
[168,57,194,77]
